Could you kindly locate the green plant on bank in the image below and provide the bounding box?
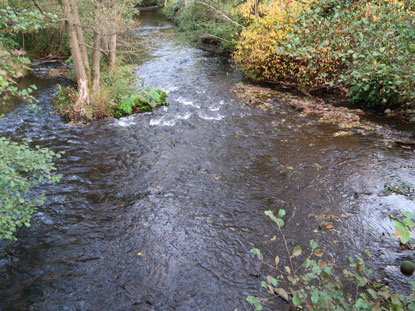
[280,0,415,109]
[389,211,415,246]
[53,66,168,120]
[0,137,62,241]
[247,209,415,310]
[53,84,78,119]
[0,3,62,241]
[164,0,241,53]
[0,4,57,105]
[0,40,36,106]
[232,0,415,112]
[114,87,168,118]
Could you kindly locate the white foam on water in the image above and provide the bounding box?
[162,119,177,126]
[166,86,179,93]
[176,96,200,108]
[175,112,192,120]
[208,106,220,112]
[114,115,136,127]
[150,117,177,127]
[150,118,162,126]
[198,112,224,121]
[219,100,224,105]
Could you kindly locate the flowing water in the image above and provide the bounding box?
[1,9,415,311]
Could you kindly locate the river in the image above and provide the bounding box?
[1,8,415,311]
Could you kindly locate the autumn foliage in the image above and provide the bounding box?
[234,0,415,110]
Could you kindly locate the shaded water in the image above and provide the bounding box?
[1,9,415,311]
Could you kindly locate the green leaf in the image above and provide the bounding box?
[246,296,257,304]
[264,210,278,223]
[310,240,318,250]
[254,302,263,310]
[292,295,301,306]
[276,218,285,227]
[250,248,262,259]
[266,275,278,287]
[278,209,286,218]
[395,225,410,244]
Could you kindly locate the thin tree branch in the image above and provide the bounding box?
[78,42,144,54]
[199,32,233,43]
[193,1,245,28]
[32,0,44,14]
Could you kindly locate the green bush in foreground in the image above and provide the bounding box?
[248,209,415,310]
[0,138,62,241]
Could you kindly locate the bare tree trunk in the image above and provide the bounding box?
[109,0,117,74]
[109,32,117,74]
[184,0,188,8]
[56,22,65,55]
[70,0,90,78]
[101,32,109,58]
[91,1,102,94]
[91,30,102,94]
[60,0,90,115]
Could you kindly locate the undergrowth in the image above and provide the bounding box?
[164,0,241,53]
[248,209,415,310]
[234,0,415,113]
[53,66,168,121]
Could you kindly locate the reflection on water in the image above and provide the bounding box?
[1,8,415,311]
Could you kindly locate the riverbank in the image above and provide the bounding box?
[164,0,415,123]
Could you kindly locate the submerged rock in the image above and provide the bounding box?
[400,260,415,276]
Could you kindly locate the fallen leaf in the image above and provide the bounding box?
[274,288,289,302]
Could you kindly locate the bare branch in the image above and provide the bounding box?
[194,1,245,28]
[199,32,233,43]
[32,0,44,14]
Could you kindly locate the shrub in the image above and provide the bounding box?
[234,0,415,110]
[53,66,168,120]
[0,138,62,241]
[280,0,415,108]
[53,84,77,118]
[247,209,415,310]
[164,0,241,53]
